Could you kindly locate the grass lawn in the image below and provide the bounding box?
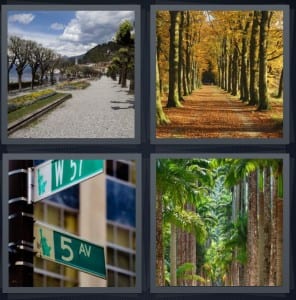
[56,80,90,90]
[8,93,69,124]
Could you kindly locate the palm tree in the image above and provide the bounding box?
[156,159,213,286]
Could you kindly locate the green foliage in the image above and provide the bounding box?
[225,213,248,264]
[177,262,206,284]
[56,80,90,90]
[8,89,56,112]
[157,158,283,286]
[164,205,207,243]
[8,93,69,123]
[116,20,134,46]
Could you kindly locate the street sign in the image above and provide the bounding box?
[34,222,106,279]
[33,159,104,202]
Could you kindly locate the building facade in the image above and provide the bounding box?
[32,159,136,287]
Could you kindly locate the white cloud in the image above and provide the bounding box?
[8,13,35,24]
[60,11,134,44]
[8,11,135,57]
[50,22,65,31]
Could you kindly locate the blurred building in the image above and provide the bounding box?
[32,160,136,287]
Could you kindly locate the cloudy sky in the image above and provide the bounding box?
[8,10,135,57]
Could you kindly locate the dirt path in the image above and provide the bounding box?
[157,85,283,139]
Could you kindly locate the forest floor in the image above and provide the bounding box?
[157,85,283,139]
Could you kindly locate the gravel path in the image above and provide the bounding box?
[9,76,135,138]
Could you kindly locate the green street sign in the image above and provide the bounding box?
[33,159,104,202]
[34,222,106,279]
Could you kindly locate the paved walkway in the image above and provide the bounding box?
[9,76,135,139]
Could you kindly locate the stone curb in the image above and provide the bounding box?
[8,93,72,135]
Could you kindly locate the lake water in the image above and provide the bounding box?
[9,66,60,83]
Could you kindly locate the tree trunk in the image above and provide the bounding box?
[182,60,189,96]
[178,12,184,101]
[240,19,251,102]
[228,51,232,93]
[156,192,165,286]
[129,77,134,93]
[185,12,192,95]
[156,50,170,125]
[223,37,228,90]
[258,11,270,110]
[167,11,182,107]
[249,11,259,105]
[246,170,258,285]
[258,168,265,285]
[269,169,277,285]
[275,165,283,286]
[17,72,23,91]
[276,198,283,286]
[263,167,271,285]
[231,46,238,96]
[176,227,184,285]
[277,67,283,98]
[170,223,177,286]
[121,63,127,88]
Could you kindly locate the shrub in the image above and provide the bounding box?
[8,89,56,112]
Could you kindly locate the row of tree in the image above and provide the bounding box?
[107,20,135,93]
[7,36,100,90]
[156,10,283,125]
[8,36,100,91]
[8,36,61,90]
[208,11,283,109]
[156,158,283,286]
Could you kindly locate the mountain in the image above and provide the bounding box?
[80,41,121,64]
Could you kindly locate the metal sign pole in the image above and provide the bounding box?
[9,160,34,287]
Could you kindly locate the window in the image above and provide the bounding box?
[106,221,136,287]
[33,200,79,287]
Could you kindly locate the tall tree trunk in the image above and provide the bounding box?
[231,46,238,96]
[269,169,277,285]
[277,67,283,98]
[156,192,165,286]
[31,71,36,90]
[178,12,184,101]
[167,11,182,107]
[156,51,170,125]
[263,167,271,285]
[249,11,259,105]
[258,11,270,110]
[223,37,228,91]
[275,164,283,286]
[185,12,192,95]
[276,198,283,286]
[182,60,189,96]
[240,19,251,102]
[228,46,232,93]
[170,223,177,286]
[224,37,229,91]
[221,53,225,89]
[176,227,184,285]
[258,168,265,285]
[246,170,258,285]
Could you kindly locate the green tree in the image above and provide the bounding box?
[115,20,134,90]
